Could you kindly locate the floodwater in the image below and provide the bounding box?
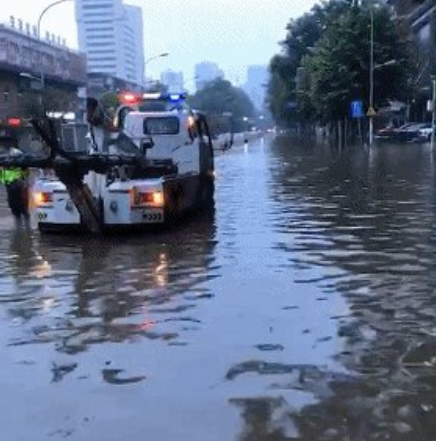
[1,137,436,440]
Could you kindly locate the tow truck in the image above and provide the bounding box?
[0,92,224,234]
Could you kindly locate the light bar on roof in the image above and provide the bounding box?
[142,93,162,100]
[119,92,142,105]
[169,94,182,101]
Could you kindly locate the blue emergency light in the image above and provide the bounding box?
[141,92,186,102]
[167,93,186,102]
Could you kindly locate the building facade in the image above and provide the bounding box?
[86,72,143,97]
[0,21,87,119]
[75,0,144,85]
[242,65,269,112]
[387,0,436,119]
[194,62,223,91]
[389,1,436,85]
[160,69,184,93]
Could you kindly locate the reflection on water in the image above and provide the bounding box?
[262,140,436,440]
[2,212,218,354]
[2,138,436,439]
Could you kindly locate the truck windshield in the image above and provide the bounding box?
[143,117,180,135]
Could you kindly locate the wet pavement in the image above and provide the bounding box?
[1,137,436,440]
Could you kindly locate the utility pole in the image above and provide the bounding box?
[431,74,436,149]
[368,3,374,147]
[37,0,74,90]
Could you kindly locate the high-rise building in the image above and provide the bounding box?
[123,5,145,84]
[243,65,269,112]
[160,69,184,93]
[75,0,144,85]
[194,62,223,91]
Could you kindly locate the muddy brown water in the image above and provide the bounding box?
[1,137,436,440]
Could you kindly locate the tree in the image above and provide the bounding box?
[99,91,119,111]
[307,3,413,124]
[267,0,414,129]
[267,0,353,126]
[188,79,255,132]
[144,81,168,93]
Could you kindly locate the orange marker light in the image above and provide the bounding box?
[34,192,52,205]
[152,191,164,206]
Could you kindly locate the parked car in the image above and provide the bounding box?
[396,123,429,143]
[375,122,431,143]
[375,125,399,140]
[417,124,435,143]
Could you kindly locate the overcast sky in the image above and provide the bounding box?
[0,0,318,84]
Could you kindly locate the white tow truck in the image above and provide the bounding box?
[30,92,217,233]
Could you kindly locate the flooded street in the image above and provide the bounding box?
[2,137,436,440]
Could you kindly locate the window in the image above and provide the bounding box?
[82,12,112,17]
[86,27,114,32]
[89,57,116,62]
[89,63,116,70]
[84,19,113,24]
[82,4,113,9]
[86,42,114,47]
[143,117,180,135]
[87,34,115,40]
[88,49,115,54]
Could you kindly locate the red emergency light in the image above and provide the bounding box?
[7,117,21,128]
[119,92,142,106]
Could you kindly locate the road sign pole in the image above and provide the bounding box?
[369,4,374,146]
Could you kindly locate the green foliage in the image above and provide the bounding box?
[188,79,255,132]
[99,91,119,114]
[267,0,415,126]
[309,4,412,122]
[145,81,168,93]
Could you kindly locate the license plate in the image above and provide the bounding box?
[142,210,163,222]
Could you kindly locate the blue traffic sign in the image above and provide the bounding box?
[351,100,364,118]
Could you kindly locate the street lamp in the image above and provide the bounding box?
[368,0,397,147]
[369,3,375,147]
[431,75,436,149]
[374,59,397,70]
[37,0,74,90]
[143,53,169,87]
[145,52,169,66]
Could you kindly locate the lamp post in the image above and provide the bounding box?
[143,53,169,88]
[367,0,397,147]
[431,75,436,149]
[37,0,74,90]
[369,3,375,147]
[144,52,169,67]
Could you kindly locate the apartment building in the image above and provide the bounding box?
[75,0,144,85]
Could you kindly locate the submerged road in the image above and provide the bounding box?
[1,137,436,440]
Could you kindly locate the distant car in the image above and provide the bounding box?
[375,125,399,139]
[396,123,429,143]
[418,125,434,142]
